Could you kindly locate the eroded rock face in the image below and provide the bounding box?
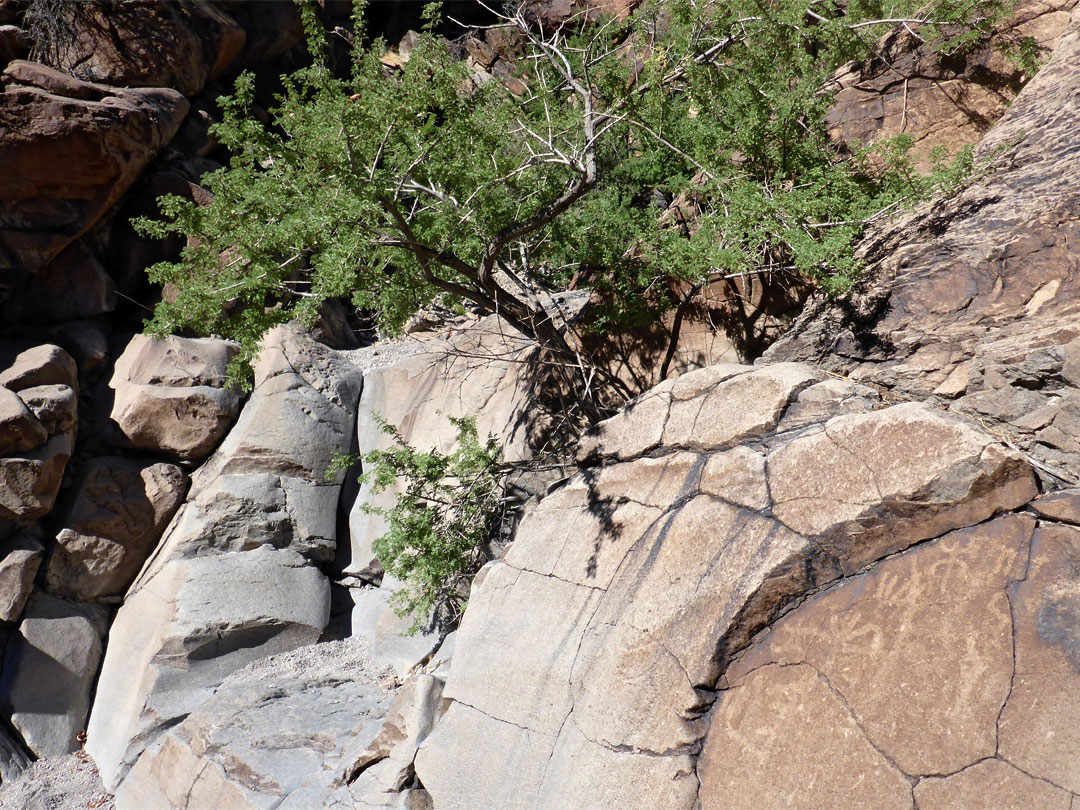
[87,325,363,790]
[767,18,1080,485]
[414,363,1036,809]
[0,61,188,288]
[0,532,42,623]
[109,334,241,463]
[825,0,1077,166]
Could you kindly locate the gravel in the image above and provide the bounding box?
[0,751,114,810]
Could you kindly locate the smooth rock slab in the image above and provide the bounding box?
[0,593,108,758]
[86,546,330,789]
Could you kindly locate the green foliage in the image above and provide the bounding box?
[356,414,504,634]
[134,0,1014,382]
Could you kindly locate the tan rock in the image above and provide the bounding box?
[0,432,73,521]
[1029,488,1080,524]
[0,344,77,392]
[699,446,769,510]
[698,663,912,810]
[769,402,1036,571]
[0,386,46,455]
[0,63,188,280]
[662,363,820,449]
[0,531,42,622]
[914,759,1072,810]
[46,457,187,601]
[16,384,76,435]
[109,334,241,464]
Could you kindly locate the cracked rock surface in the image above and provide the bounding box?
[414,362,1037,809]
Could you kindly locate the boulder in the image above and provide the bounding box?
[766,21,1080,485]
[0,345,78,525]
[109,334,241,463]
[113,637,396,810]
[414,363,1036,809]
[0,61,188,289]
[0,432,73,523]
[0,532,42,623]
[46,457,187,602]
[0,593,108,758]
[346,586,443,679]
[0,344,77,392]
[0,723,30,784]
[15,383,76,435]
[0,386,46,455]
[49,0,245,96]
[87,325,363,789]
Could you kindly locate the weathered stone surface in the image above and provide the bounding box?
[88,326,360,790]
[1029,487,1080,524]
[46,457,187,601]
[345,673,444,808]
[0,386,46,455]
[701,663,913,810]
[0,723,30,784]
[825,0,1077,167]
[769,401,1037,572]
[913,759,1072,810]
[109,334,242,463]
[16,383,76,436]
[416,364,1036,809]
[115,658,391,810]
[0,61,189,284]
[51,0,245,96]
[766,21,1080,484]
[0,593,108,758]
[998,522,1080,792]
[0,344,77,392]
[347,586,442,680]
[0,532,42,623]
[86,546,330,790]
[343,314,539,577]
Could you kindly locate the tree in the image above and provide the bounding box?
[136,0,1013,403]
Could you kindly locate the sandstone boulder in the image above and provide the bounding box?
[767,20,1080,485]
[0,61,188,288]
[0,433,73,523]
[109,334,241,463]
[0,724,30,784]
[46,457,187,602]
[0,532,42,623]
[697,512,1080,809]
[0,593,108,758]
[0,345,77,525]
[50,0,245,96]
[415,363,1036,809]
